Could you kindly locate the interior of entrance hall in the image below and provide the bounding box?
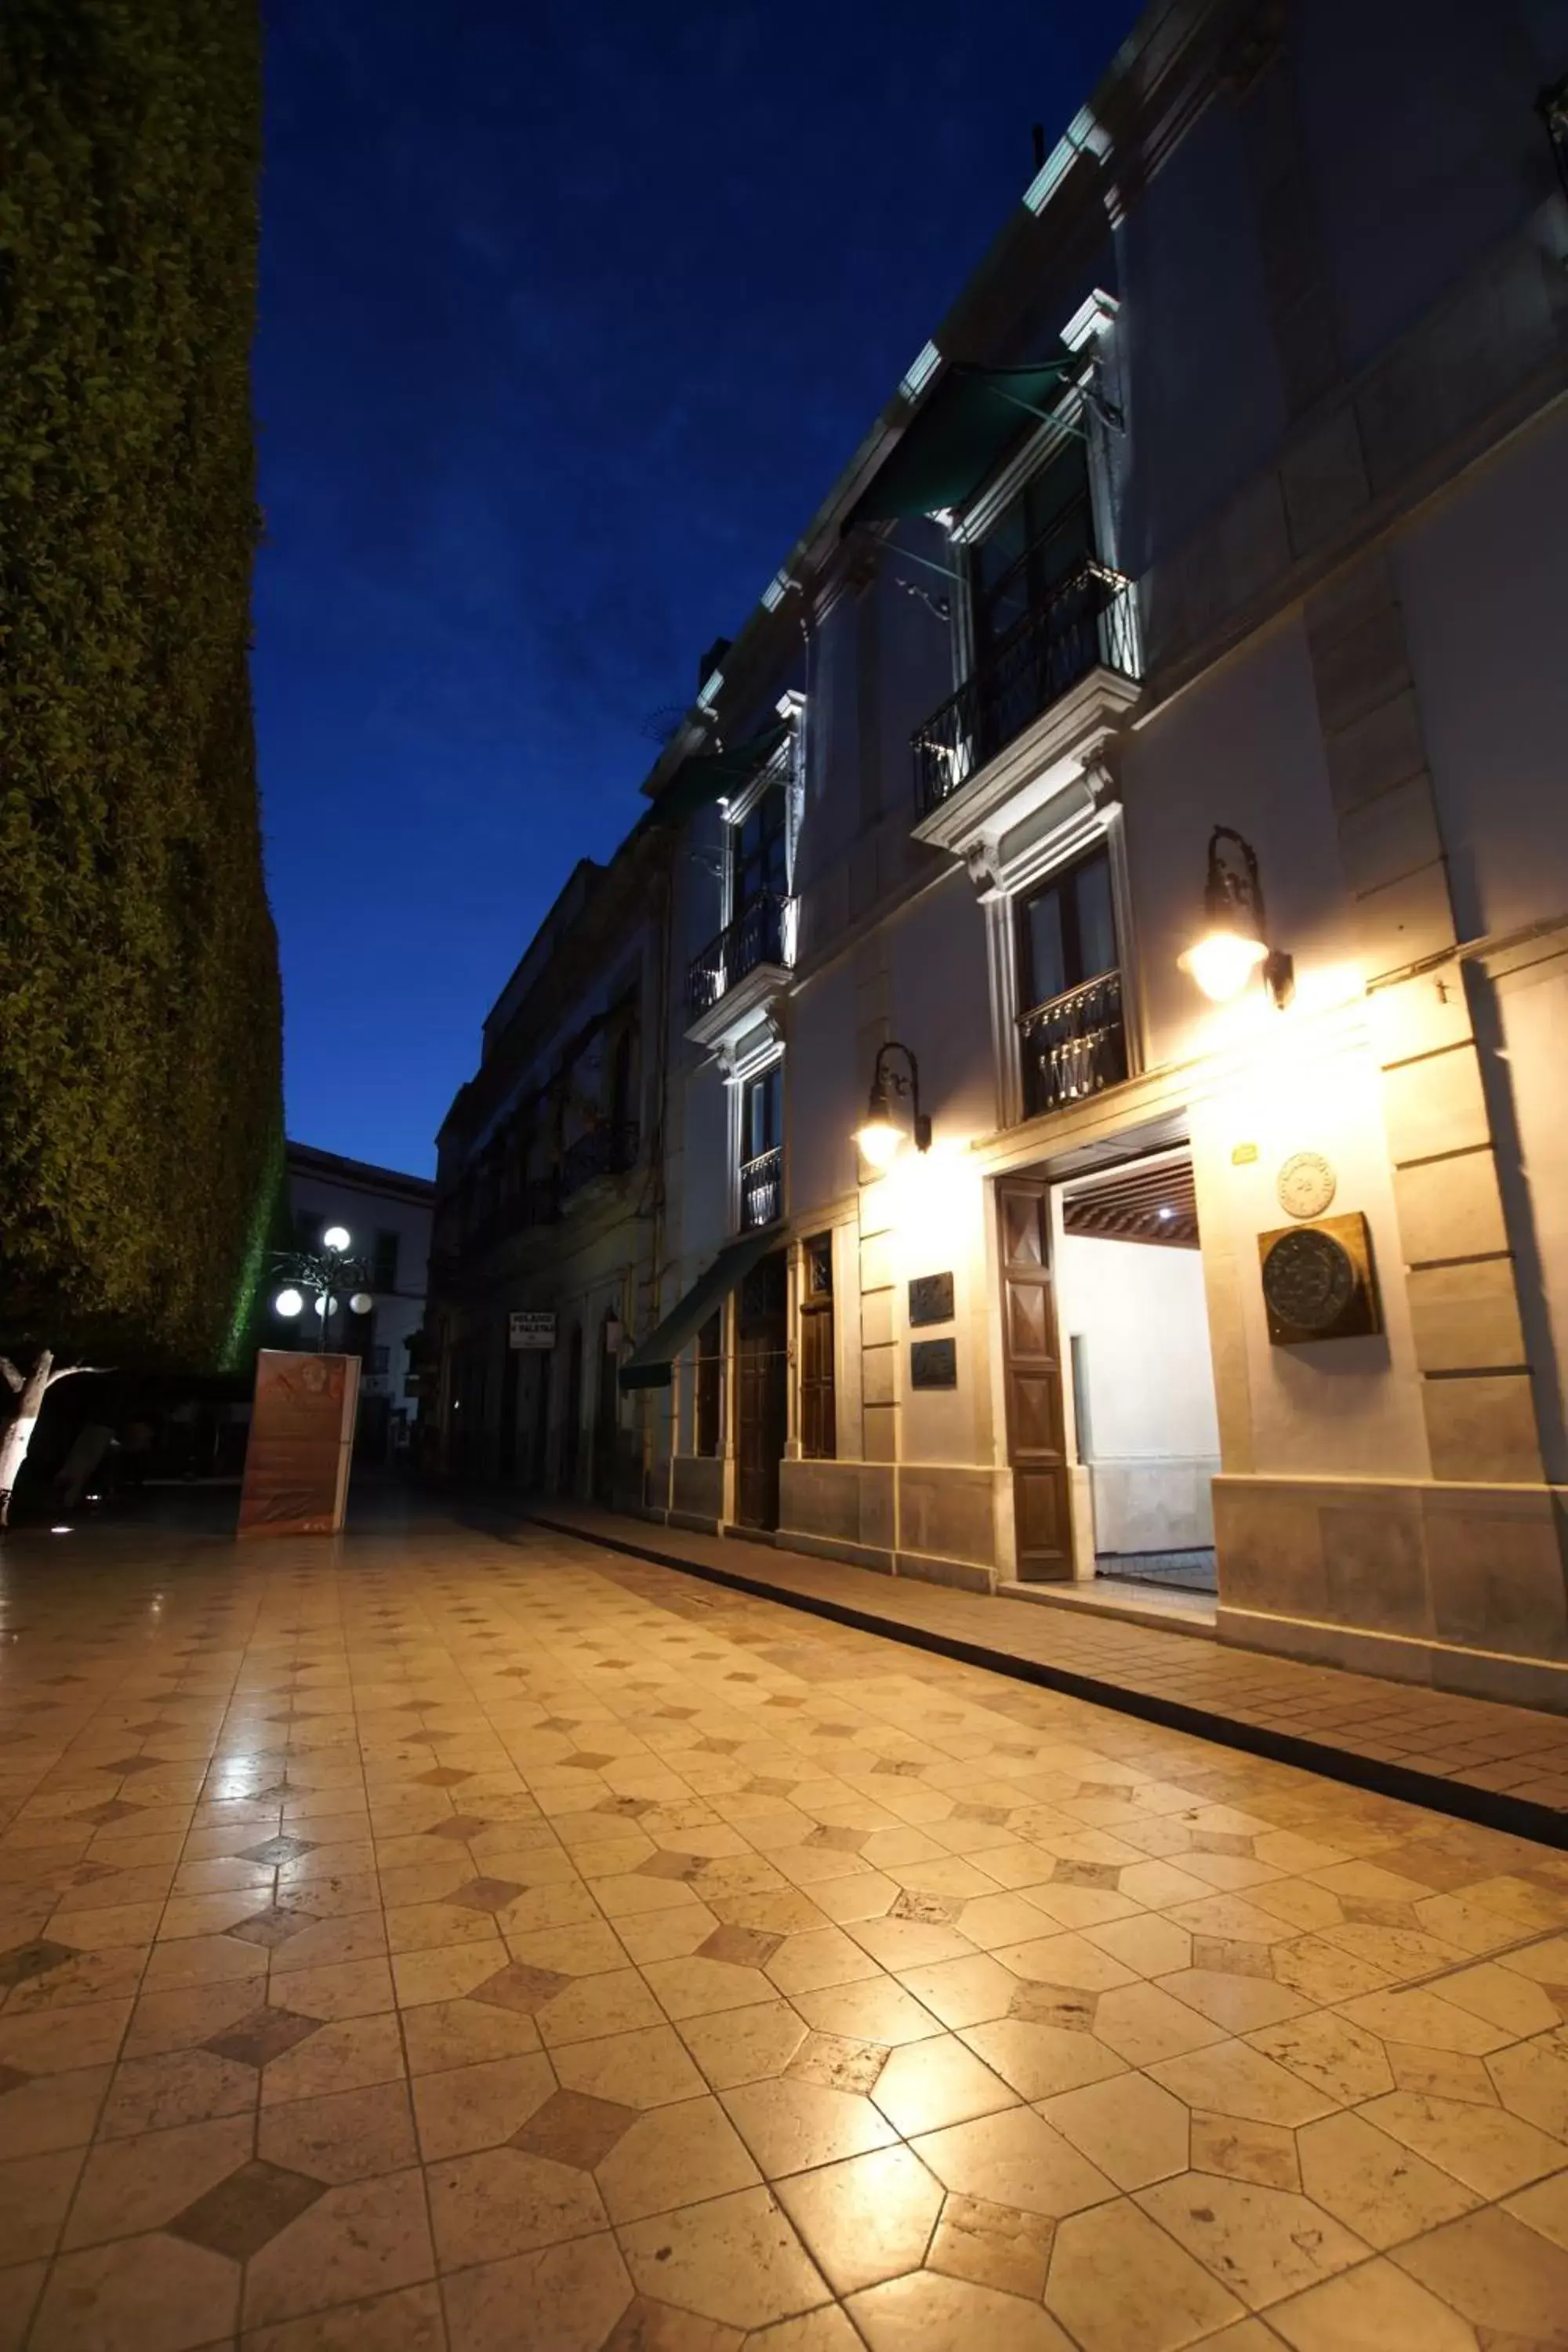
[1054,1152,1221,1593]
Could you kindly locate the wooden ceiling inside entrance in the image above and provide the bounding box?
[1060,1156,1200,1249]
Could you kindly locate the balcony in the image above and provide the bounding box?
[1019,970,1127,1120]
[687,891,796,1052]
[911,560,1141,855]
[558,1122,639,1203]
[739,1145,783,1232]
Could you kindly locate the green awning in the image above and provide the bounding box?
[650,720,790,832]
[620,1227,780,1391]
[845,358,1084,532]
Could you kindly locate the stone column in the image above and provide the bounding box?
[1304,553,1543,1483]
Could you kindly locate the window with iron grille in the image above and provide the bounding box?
[1015,845,1127,1120]
[799,1234,836,1461]
[1018,848,1116,1010]
[971,441,1094,662]
[373,1229,400,1290]
[731,781,788,906]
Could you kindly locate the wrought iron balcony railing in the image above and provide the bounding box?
[688,891,794,1022]
[913,558,1139,820]
[1019,970,1127,1119]
[739,1145,783,1232]
[558,1122,639,1202]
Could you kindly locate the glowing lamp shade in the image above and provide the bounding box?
[348,1291,374,1316]
[1178,927,1269,1004]
[322,1225,351,1252]
[854,1115,906,1171]
[314,1294,339,1318]
[274,1287,305,1319]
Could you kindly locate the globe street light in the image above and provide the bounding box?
[270,1229,375,1354]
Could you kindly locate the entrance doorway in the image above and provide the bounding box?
[735,1251,787,1531]
[497,1338,519,1479]
[1054,1152,1220,1593]
[592,1315,619,1504]
[996,1178,1073,1579]
[559,1324,583,1496]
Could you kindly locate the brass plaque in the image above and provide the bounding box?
[1258,1212,1381,1345]
[908,1272,955,1327]
[910,1338,958,1389]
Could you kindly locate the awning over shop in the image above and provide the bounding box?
[844,357,1084,532]
[619,1226,781,1391]
[650,720,791,832]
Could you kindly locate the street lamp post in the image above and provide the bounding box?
[271,1228,375,1354]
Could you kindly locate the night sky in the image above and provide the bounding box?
[253,0,1141,1178]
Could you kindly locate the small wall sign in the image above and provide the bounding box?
[910,1337,958,1389]
[908,1272,955,1327]
[509,1311,557,1351]
[1231,1142,1259,1165]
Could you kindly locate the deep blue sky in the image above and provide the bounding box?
[254,0,1140,1176]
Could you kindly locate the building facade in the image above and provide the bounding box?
[283,1142,435,1456]
[434,0,1568,1711]
[428,820,673,1500]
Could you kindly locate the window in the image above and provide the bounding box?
[295,1210,325,1252]
[732,781,788,906]
[971,441,1094,662]
[1018,847,1116,1012]
[799,1235,836,1461]
[368,1345,390,1377]
[373,1229,400,1290]
[608,1026,635,1131]
[742,1064,782,1163]
[739,1064,783,1230]
[1015,846,1127,1118]
[695,1311,723,1457]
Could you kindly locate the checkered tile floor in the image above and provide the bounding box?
[1,1504,1566,2349]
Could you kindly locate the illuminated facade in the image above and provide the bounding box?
[437,0,1568,1709]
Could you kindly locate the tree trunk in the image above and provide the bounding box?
[0,1351,53,1529]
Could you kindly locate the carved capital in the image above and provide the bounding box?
[964,840,1004,898]
[1081,747,1121,810]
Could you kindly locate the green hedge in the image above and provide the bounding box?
[0,0,282,1370]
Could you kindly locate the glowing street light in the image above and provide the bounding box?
[268,1226,376,1354]
[854,1041,932,1170]
[1178,827,1294,1008]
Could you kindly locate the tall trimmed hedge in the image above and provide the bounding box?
[0,0,283,1370]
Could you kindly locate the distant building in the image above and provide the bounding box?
[281,1142,435,1457]
[427,828,671,1498]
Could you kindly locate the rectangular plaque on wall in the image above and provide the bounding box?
[908,1272,955,1327]
[909,1337,958,1389]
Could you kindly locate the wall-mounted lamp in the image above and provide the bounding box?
[854,1041,932,1171]
[1178,827,1294,1009]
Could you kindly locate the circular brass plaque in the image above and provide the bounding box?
[1261,1226,1356,1334]
[1277,1150,1337,1219]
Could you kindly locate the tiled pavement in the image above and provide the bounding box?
[528,1500,1568,1835]
[2,1504,1568,2350]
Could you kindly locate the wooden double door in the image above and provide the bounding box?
[735,1250,788,1532]
[996,1178,1073,1579]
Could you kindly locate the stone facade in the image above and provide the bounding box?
[434,0,1568,1708]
